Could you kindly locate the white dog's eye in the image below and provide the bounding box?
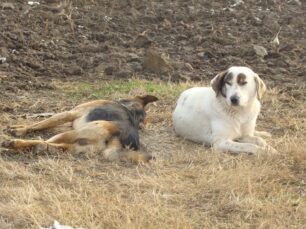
[225,81,232,86]
[240,81,247,85]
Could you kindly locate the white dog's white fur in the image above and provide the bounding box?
[173,66,273,154]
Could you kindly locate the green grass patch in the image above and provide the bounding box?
[58,79,192,100]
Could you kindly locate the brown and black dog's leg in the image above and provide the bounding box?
[7,111,79,137]
[1,138,72,153]
[2,126,80,153]
[6,100,113,137]
[2,120,119,155]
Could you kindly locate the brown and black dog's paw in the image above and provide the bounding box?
[5,125,28,137]
[123,151,155,164]
[1,139,16,148]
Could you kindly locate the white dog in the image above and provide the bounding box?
[173,66,273,154]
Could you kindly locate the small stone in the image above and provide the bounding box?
[198,51,214,61]
[253,45,268,58]
[127,53,140,62]
[28,1,40,6]
[2,2,15,10]
[292,0,302,6]
[161,18,172,28]
[0,57,6,64]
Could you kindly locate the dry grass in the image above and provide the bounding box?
[0,79,305,228]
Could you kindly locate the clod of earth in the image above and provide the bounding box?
[142,47,173,74]
[104,66,115,75]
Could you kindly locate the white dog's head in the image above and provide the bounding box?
[210,66,266,107]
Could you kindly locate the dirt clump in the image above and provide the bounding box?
[143,46,173,74]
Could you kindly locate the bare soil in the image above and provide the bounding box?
[1,1,306,90]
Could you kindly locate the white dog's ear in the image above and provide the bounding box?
[210,70,227,96]
[254,74,266,100]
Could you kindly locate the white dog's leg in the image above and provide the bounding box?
[236,135,267,147]
[213,140,261,154]
[236,136,278,154]
[254,130,272,138]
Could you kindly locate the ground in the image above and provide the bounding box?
[0,0,305,228]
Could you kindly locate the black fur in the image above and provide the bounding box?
[86,102,145,150]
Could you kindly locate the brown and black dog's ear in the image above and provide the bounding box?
[210,70,228,96]
[254,74,266,100]
[135,95,158,107]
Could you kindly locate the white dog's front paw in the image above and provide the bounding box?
[254,137,267,147]
[243,143,260,155]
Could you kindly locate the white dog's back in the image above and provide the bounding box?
[173,87,216,144]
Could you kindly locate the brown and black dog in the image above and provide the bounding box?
[2,95,158,163]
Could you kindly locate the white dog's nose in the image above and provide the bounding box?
[230,95,239,105]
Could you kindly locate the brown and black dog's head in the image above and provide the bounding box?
[86,95,158,150]
[118,95,158,128]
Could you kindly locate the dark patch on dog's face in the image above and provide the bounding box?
[211,71,235,97]
[224,72,233,85]
[211,71,227,96]
[237,73,247,85]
